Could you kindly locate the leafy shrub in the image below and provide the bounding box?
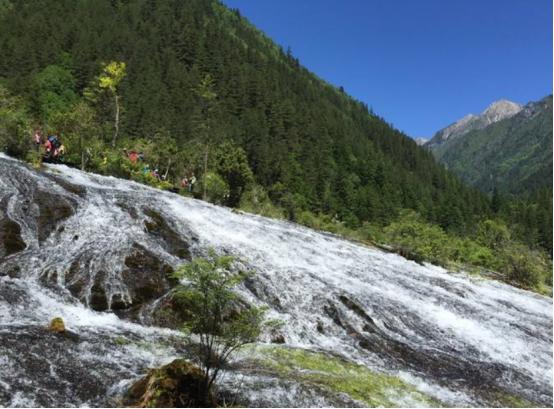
[0,86,31,158]
[383,210,451,266]
[200,172,229,205]
[214,141,254,207]
[501,243,548,288]
[239,184,285,219]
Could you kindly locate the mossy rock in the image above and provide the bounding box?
[49,317,65,333]
[124,359,214,408]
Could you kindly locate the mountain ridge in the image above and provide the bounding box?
[429,95,552,196]
[426,99,523,148]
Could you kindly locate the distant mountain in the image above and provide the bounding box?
[426,99,523,149]
[428,96,552,196]
[413,137,428,146]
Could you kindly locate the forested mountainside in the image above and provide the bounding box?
[0,0,489,228]
[430,96,552,196]
[0,0,550,287]
[426,96,553,257]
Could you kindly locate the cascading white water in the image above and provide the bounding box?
[0,154,552,407]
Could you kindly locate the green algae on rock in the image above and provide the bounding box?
[251,346,442,408]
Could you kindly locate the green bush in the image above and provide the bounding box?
[200,172,230,205]
[239,184,284,219]
[214,141,254,207]
[500,243,548,288]
[382,210,451,266]
[0,86,31,158]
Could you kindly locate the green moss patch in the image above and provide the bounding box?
[251,345,442,407]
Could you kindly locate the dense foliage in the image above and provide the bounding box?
[0,0,550,290]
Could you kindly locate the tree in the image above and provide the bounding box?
[193,74,218,201]
[31,64,78,123]
[97,61,126,147]
[0,86,30,158]
[491,186,502,214]
[52,101,98,170]
[215,141,254,207]
[172,252,269,403]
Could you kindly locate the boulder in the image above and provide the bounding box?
[124,359,214,408]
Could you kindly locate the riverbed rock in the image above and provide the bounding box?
[35,189,75,242]
[124,359,213,407]
[123,243,174,305]
[143,208,191,260]
[0,218,26,258]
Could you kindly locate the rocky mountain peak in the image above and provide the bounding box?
[481,99,522,124]
[426,98,522,147]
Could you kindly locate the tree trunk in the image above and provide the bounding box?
[112,94,120,147]
[202,144,209,201]
[164,159,171,180]
[80,136,85,171]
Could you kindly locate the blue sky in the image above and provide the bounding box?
[222,0,552,138]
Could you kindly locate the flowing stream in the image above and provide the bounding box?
[0,154,552,407]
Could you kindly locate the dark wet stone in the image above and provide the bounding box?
[323,303,343,328]
[4,264,21,278]
[338,295,376,326]
[149,293,195,329]
[65,259,87,297]
[243,276,283,311]
[143,208,191,260]
[316,320,325,334]
[120,244,175,312]
[43,173,87,197]
[0,218,26,258]
[111,293,129,310]
[0,326,132,407]
[39,269,59,289]
[35,189,74,242]
[116,202,138,219]
[89,271,109,311]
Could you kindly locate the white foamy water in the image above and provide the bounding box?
[0,155,552,407]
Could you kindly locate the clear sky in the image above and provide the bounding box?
[221,0,552,138]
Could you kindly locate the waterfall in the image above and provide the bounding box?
[0,154,552,407]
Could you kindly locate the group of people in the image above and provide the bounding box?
[34,128,65,163]
[180,174,197,192]
[123,148,195,190]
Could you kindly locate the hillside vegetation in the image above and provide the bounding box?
[428,96,553,257]
[433,96,552,196]
[0,0,550,290]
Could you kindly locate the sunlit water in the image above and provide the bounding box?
[0,154,552,407]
